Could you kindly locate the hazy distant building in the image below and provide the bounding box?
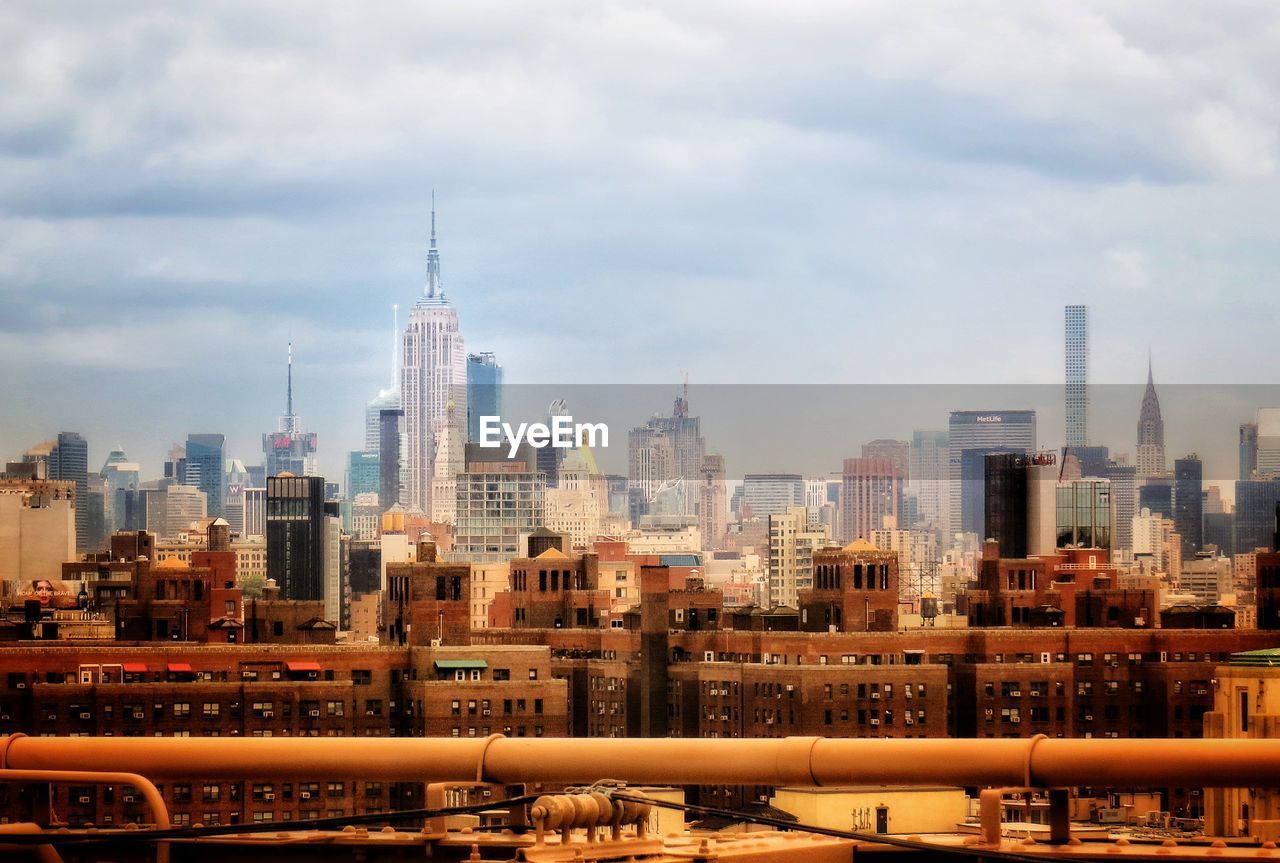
[742,474,804,518]
[1174,455,1203,558]
[1204,511,1235,557]
[628,391,705,517]
[183,433,226,520]
[1235,478,1280,554]
[1242,421,1259,480]
[223,459,250,537]
[466,352,503,443]
[1105,461,1137,552]
[1065,304,1088,448]
[948,411,1036,538]
[1136,360,1166,478]
[698,455,727,551]
[266,474,326,601]
[863,439,909,517]
[347,451,380,499]
[401,205,467,514]
[1138,480,1173,520]
[99,449,140,539]
[840,458,900,543]
[909,430,950,537]
[1256,409,1280,478]
[263,344,318,479]
[145,484,207,540]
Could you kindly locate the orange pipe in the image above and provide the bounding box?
[5,735,1280,789]
[0,823,63,863]
[0,765,170,863]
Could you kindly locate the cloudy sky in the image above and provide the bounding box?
[2,1,1279,481]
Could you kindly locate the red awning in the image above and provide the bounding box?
[122,663,148,673]
[166,662,193,673]
[286,661,322,672]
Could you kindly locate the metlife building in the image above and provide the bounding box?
[948,410,1037,540]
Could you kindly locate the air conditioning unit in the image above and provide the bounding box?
[123,795,137,803]
[1010,690,1021,697]
[16,682,25,689]
[1011,716,1021,724]
[1029,691,1041,697]
[1198,689,1208,696]
[482,709,491,716]
[430,638,442,648]
[704,651,714,662]
[80,712,91,720]
[263,711,274,718]
[870,718,880,726]
[905,716,914,725]
[78,796,91,804]
[871,692,880,700]
[0,714,9,720]
[264,793,275,801]
[308,710,319,717]
[1085,714,1094,722]
[300,792,311,800]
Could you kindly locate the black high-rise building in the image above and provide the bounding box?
[378,408,404,510]
[1242,422,1259,480]
[1138,481,1173,519]
[266,474,325,600]
[1063,445,1109,479]
[984,452,1029,557]
[1235,479,1280,554]
[1174,455,1203,558]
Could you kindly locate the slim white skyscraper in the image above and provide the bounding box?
[400,198,467,513]
[1065,304,1088,448]
[365,305,401,454]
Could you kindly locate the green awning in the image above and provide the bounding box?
[433,659,488,670]
[1229,649,1280,667]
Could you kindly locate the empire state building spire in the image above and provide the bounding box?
[425,190,442,299]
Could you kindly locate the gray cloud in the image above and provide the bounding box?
[2,1,1279,480]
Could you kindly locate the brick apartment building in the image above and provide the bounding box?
[0,643,566,828]
[5,532,1280,822]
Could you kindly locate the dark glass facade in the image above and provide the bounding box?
[266,474,325,600]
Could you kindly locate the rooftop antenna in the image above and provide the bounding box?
[392,303,399,389]
[425,189,441,298]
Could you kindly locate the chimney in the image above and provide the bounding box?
[983,538,1001,561]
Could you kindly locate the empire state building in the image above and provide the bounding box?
[401,201,467,513]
